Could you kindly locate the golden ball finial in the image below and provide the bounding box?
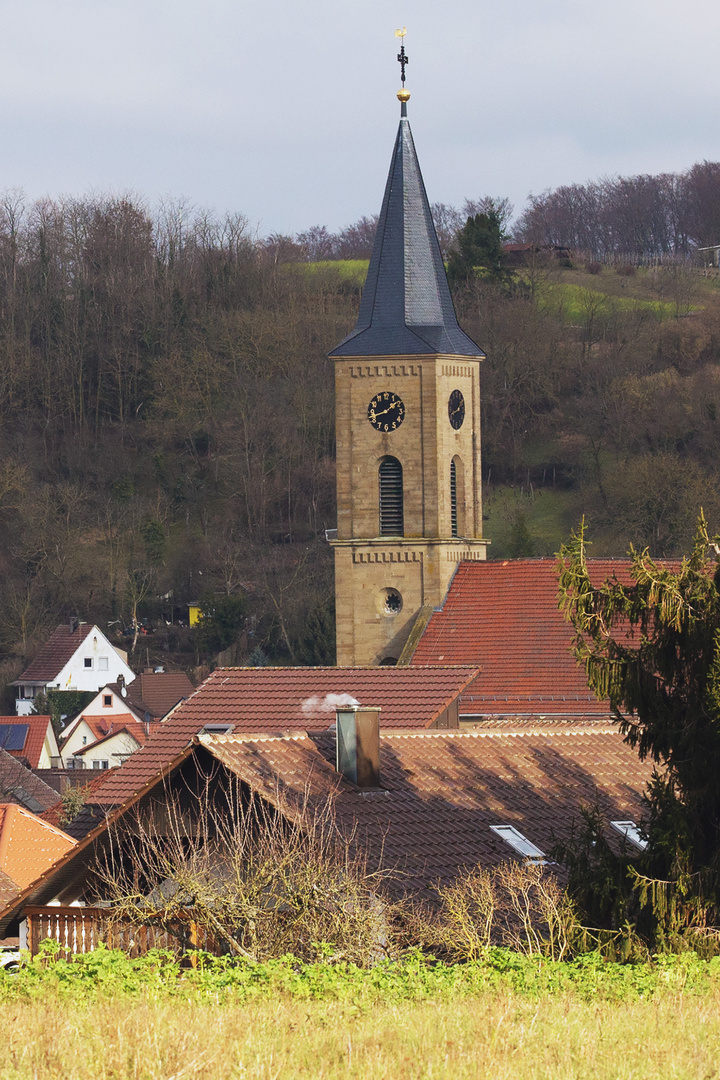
[397,88,410,103]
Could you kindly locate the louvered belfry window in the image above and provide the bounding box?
[379,457,404,536]
[450,459,458,537]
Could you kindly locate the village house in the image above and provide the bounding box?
[0,716,59,770]
[0,706,651,948]
[12,620,135,716]
[0,803,75,908]
[56,669,194,769]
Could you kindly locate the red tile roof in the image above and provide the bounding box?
[410,559,643,715]
[56,666,479,812]
[169,666,479,731]
[0,804,75,889]
[15,624,94,682]
[0,717,54,769]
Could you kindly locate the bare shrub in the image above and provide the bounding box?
[427,862,581,961]
[92,774,395,966]
[586,261,603,275]
[616,263,636,276]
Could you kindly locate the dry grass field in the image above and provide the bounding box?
[2,992,720,1080]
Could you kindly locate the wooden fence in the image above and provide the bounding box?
[24,906,208,959]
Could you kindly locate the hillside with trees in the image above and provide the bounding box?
[1,162,720,697]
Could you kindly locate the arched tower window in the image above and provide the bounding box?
[379,456,404,536]
[450,456,465,538]
[450,459,458,537]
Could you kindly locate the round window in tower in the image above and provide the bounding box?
[379,588,403,616]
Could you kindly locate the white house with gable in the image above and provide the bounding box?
[12,620,136,716]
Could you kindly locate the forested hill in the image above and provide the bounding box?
[1,186,720,699]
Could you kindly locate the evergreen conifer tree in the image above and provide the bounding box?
[558,513,720,936]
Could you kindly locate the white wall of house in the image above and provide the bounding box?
[81,687,142,720]
[15,627,136,714]
[73,729,142,770]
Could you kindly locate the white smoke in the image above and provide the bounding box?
[300,692,360,715]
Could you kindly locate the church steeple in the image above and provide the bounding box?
[331,73,484,359]
[330,38,488,668]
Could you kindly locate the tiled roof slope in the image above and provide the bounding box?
[0,716,54,769]
[0,722,651,924]
[411,559,645,715]
[0,749,61,814]
[0,866,19,909]
[16,624,93,681]
[329,113,483,359]
[0,804,75,889]
[203,724,651,897]
[135,673,194,718]
[64,665,479,815]
[39,774,114,835]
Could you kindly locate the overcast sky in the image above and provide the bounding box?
[1,0,719,235]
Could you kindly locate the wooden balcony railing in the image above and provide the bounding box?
[24,906,207,959]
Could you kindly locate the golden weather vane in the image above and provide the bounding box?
[394,27,410,109]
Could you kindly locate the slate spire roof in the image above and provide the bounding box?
[330,106,484,359]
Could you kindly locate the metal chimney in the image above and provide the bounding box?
[335,706,381,789]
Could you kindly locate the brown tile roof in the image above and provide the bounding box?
[0,717,54,769]
[0,804,75,889]
[80,666,478,811]
[136,673,195,718]
[0,749,62,814]
[201,724,651,897]
[104,673,194,720]
[0,720,652,927]
[410,559,643,715]
[15,623,94,682]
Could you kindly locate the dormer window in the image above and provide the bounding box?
[84,658,93,669]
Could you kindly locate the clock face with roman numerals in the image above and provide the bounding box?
[448,389,465,430]
[368,392,405,432]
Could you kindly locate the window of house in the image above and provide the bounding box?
[611,820,648,851]
[92,760,109,770]
[103,695,112,707]
[98,657,109,671]
[84,658,93,669]
[82,736,87,745]
[490,825,546,862]
[379,456,403,536]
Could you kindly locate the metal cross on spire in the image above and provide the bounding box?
[395,27,409,85]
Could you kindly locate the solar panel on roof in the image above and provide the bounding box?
[0,724,29,751]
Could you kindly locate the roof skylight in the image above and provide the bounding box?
[490,824,545,861]
[611,820,648,851]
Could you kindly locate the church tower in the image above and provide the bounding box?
[330,45,489,667]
